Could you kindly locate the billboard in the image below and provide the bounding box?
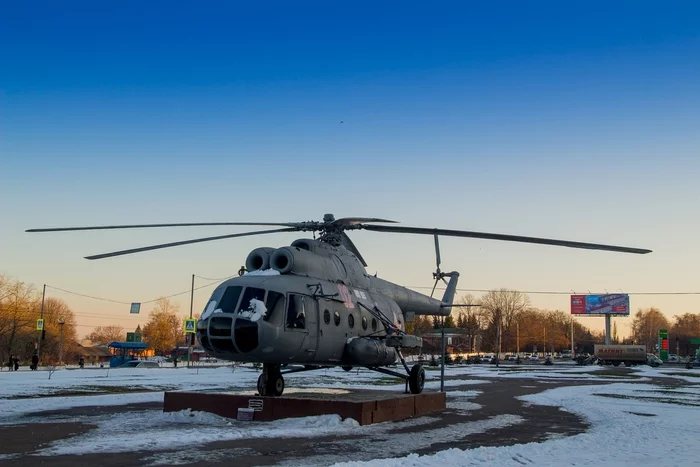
[570,294,630,316]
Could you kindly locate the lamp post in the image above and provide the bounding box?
[37,284,46,365]
[188,274,194,368]
[58,319,65,366]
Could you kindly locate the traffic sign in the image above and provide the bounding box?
[130,303,141,314]
[184,318,196,333]
[36,319,44,331]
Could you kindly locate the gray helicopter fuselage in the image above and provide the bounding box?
[195,238,448,366]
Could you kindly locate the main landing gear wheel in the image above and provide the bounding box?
[408,364,425,394]
[342,365,353,372]
[257,366,285,396]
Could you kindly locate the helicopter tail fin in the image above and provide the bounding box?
[440,272,460,314]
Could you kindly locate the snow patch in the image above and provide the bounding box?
[244,269,280,276]
[41,413,360,455]
[237,298,267,321]
[200,301,218,320]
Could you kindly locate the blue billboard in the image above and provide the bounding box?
[570,294,630,316]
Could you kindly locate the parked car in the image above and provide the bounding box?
[529,354,539,361]
[119,360,160,369]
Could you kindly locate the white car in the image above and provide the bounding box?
[529,355,539,361]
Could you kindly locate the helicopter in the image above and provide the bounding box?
[27,214,651,396]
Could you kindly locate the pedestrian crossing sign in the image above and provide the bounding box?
[37,319,44,331]
[184,318,196,333]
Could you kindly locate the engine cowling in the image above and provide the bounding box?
[344,337,398,366]
[269,246,346,280]
[245,247,276,272]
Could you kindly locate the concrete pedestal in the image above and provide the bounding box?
[163,389,446,425]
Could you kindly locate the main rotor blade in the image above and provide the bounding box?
[27,222,296,232]
[332,217,398,226]
[340,232,368,267]
[84,227,299,260]
[361,225,652,254]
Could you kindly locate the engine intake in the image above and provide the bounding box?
[245,247,275,272]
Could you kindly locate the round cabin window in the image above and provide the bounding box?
[371,318,377,331]
[334,310,341,326]
[324,309,330,324]
[361,316,368,330]
[348,314,355,328]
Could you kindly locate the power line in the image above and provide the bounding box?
[45,273,237,307]
[405,286,700,296]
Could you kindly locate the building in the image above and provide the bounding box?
[421,328,482,355]
[74,340,113,366]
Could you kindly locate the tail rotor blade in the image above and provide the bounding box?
[434,234,442,271]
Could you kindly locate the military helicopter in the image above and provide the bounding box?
[27,214,651,396]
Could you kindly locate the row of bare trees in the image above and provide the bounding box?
[630,307,700,355]
[408,289,700,356]
[0,275,78,366]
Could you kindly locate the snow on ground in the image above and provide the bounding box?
[36,385,490,458]
[2,361,699,465]
[330,380,700,467]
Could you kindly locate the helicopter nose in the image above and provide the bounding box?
[197,314,259,355]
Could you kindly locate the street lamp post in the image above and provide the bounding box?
[37,284,46,365]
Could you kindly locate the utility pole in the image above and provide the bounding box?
[516,321,520,356]
[440,315,445,392]
[543,326,546,358]
[496,319,501,368]
[188,274,194,368]
[58,319,65,366]
[37,284,46,365]
[571,317,575,356]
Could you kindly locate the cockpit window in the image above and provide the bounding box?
[264,291,284,322]
[218,286,243,314]
[286,294,306,329]
[237,287,267,321]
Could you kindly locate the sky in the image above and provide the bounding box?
[1,1,699,340]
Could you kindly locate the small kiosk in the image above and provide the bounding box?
[108,341,149,368]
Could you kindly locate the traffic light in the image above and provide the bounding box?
[41,329,46,340]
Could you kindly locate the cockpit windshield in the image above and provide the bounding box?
[237,287,266,321]
[199,285,286,323]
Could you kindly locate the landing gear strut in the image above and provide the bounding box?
[257,364,285,396]
[366,350,426,394]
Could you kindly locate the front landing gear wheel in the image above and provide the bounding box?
[257,369,285,396]
[267,373,284,396]
[408,364,425,394]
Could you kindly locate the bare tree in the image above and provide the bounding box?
[631,307,671,352]
[87,325,125,344]
[478,289,530,353]
[455,294,481,352]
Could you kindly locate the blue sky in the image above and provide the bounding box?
[2,1,699,338]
